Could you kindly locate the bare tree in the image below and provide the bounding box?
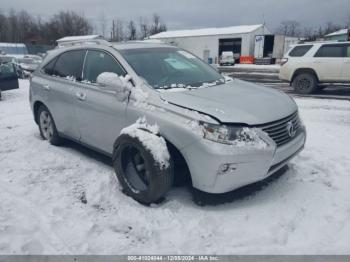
[45,11,93,43]
[303,27,313,40]
[127,20,137,40]
[139,16,149,39]
[111,18,124,42]
[323,21,342,35]
[98,12,107,37]
[276,20,301,37]
[149,13,167,36]
[0,10,9,41]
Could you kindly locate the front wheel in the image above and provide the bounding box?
[292,73,318,94]
[113,134,174,205]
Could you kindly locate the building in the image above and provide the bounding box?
[149,24,270,63]
[324,28,350,41]
[0,43,28,57]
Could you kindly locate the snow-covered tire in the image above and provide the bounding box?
[113,134,174,205]
[37,105,62,146]
[292,73,318,94]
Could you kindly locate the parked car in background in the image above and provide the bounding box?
[279,41,350,94]
[0,61,19,97]
[17,57,42,77]
[220,51,235,66]
[0,55,27,79]
[30,41,306,204]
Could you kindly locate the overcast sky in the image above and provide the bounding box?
[1,0,349,33]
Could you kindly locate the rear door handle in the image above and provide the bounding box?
[76,92,87,101]
[43,84,51,91]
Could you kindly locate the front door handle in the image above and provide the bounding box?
[76,92,87,101]
[43,84,51,91]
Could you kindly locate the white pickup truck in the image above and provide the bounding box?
[279,42,350,94]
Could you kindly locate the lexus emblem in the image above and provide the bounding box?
[286,121,296,138]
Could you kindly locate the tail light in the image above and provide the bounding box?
[280,58,288,66]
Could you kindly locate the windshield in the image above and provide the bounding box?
[119,47,224,89]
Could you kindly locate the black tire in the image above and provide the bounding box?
[292,73,318,94]
[113,134,174,205]
[37,105,62,146]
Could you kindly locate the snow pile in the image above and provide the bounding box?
[223,75,234,83]
[65,75,76,82]
[232,127,269,149]
[120,117,170,170]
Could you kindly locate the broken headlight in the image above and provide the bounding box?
[202,123,243,144]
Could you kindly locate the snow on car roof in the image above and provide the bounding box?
[113,41,175,50]
[150,24,264,39]
[56,35,104,43]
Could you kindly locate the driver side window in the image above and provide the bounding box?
[82,50,126,83]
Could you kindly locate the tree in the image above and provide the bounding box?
[139,16,149,39]
[276,20,301,37]
[44,11,93,43]
[0,10,9,41]
[127,20,137,40]
[98,12,107,37]
[111,18,124,42]
[323,21,342,35]
[149,13,167,36]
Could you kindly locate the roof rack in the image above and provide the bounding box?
[56,39,112,48]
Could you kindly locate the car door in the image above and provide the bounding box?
[75,49,128,155]
[0,63,19,91]
[42,49,86,140]
[313,44,344,82]
[342,44,350,82]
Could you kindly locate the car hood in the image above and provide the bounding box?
[159,79,297,125]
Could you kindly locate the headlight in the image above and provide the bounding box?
[201,123,269,147]
[202,123,243,144]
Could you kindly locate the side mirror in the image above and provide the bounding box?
[96,72,124,92]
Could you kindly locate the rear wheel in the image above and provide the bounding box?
[292,73,318,94]
[37,105,62,145]
[113,134,174,205]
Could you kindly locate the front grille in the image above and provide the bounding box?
[257,111,302,147]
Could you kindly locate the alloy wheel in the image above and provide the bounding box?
[40,111,54,140]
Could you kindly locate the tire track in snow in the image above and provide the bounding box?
[0,179,71,254]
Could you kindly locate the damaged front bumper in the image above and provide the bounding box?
[180,127,306,194]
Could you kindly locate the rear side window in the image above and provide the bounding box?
[54,50,86,80]
[315,44,345,58]
[289,45,313,57]
[82,50,126,83]
[43,57,57,76]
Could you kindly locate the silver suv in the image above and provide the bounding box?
[30,41,306,204]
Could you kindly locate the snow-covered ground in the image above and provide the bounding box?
[0,80,350,255]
